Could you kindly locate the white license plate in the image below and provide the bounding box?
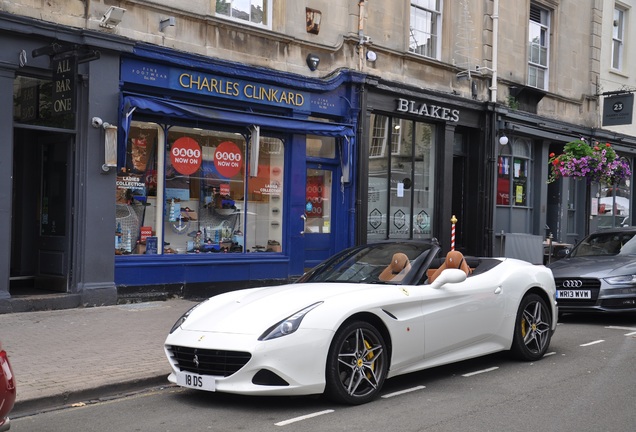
[176,371,216,391]
[557,290,591,299]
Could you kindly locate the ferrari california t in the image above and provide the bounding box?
[165,240,557,405]
[549,226,636,313]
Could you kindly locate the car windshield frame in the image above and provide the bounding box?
[299,241,437,284]
[570,231,636,257]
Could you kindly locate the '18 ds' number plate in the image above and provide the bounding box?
[177,371,216,391]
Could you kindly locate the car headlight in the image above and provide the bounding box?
[258,302,323,341]
[604,275,636,285]
[169,302,204,334]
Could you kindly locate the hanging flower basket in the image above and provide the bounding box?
[548,139,631,184]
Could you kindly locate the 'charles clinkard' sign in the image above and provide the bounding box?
[122,58,309,111]
[396,98,460,122]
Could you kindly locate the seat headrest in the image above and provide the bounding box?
[444,251,465,269]
[390,253,409,273]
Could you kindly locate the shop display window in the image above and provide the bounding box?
[367,114,436,240]
[116,123,160,255]
[497,138,531,207]
[115,121,284,255]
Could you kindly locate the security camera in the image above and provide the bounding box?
[91,117,103,128]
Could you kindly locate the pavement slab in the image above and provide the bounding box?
[0,298,197,415]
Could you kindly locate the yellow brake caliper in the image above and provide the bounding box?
[521,318,527,338]
[363,339,375,378]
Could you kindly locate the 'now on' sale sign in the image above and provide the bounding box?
[171,137,202,175]
[214,141,243,178]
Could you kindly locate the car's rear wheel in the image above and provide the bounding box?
[325,321,388,405]
[510,293,553,361]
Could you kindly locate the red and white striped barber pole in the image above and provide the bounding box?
[450,215,457,251]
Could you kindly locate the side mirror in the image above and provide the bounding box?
[429,268,467,289]
[556,248,570,258]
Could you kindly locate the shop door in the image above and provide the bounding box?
[303,165,337,271]
[452,155,467,252]
[11,130,72,293]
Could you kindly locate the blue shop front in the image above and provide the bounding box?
[115,46,362,296]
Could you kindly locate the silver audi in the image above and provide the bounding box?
[548,227,636,314]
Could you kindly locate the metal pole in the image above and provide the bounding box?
[451,215,457,251]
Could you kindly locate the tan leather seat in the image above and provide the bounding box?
[378,253,411,282]
[428,250,471,283]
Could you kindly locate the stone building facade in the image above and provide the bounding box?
[1,0,634,311]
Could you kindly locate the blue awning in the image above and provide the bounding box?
[118,95,354,172]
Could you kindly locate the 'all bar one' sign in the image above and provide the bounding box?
[52,56,76,116]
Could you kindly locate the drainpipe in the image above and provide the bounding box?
[487,0,501,256]
[358,0,367,71]
[491,0,499,103]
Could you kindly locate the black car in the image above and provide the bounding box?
[548,227,636,313]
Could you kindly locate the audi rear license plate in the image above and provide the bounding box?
[176,371,216,391]
[557,290,592,299]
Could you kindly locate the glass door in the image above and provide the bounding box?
[303,165,336,270]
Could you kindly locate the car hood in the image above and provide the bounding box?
[180,282,372,335]
[549,255,636,278]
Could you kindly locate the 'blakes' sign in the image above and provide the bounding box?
[52,56,76,116]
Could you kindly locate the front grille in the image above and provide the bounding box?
[554,278,601,307]
[168,345,251,377]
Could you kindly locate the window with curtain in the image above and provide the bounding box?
[409,0,443,59]
[528,4,550,90]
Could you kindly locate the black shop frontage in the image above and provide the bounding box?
[356,80,493,257]
[0,12,133,312]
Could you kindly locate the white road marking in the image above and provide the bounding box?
[625,331,636,337]
[544,351,556,357]
[381,385,426,399]
[580,340,605,347]
[462,366,499,377]
[606,326,636,331]
[275,410,334,427]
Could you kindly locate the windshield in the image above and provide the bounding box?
[302,242,435,284]
[571,231,636,257]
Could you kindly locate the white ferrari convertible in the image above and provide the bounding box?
[165,240,557,405]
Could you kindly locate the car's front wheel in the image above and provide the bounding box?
[510,293,553,361]
[325,321,388,405]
